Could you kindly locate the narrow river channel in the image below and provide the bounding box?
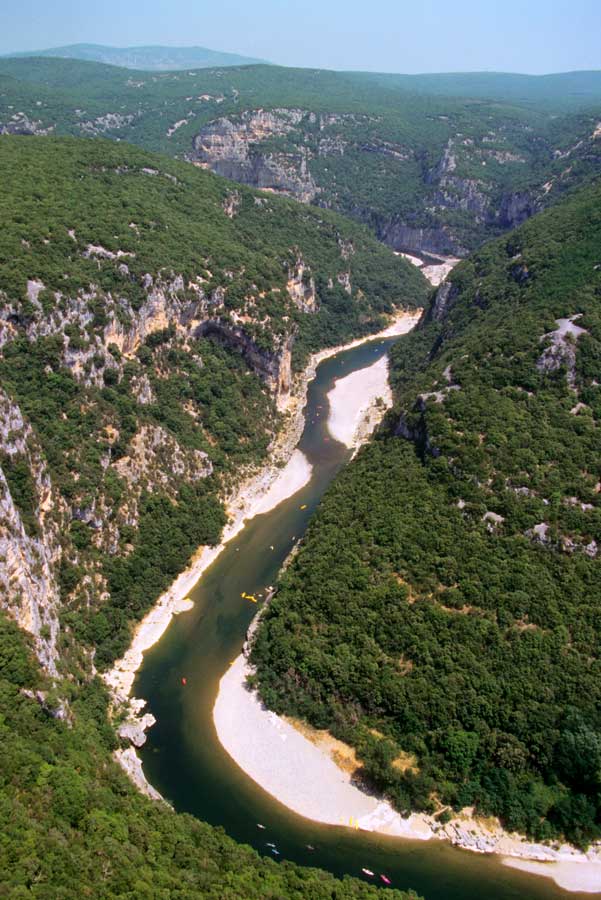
[135,334,588,900]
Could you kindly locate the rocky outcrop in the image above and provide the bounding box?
[0,113,54,136]
[192,108,307,161]
[190,109,319,202]
[537,316,588,389]
[287,255,318,312]
[198,320,294,407]
[114,425,212,493]
[433,177,490,220]
[78,112,136,135]
[0,390,64,673]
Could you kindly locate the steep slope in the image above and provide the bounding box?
[0,616,419,898]
[251,179,601,846]
[2,58,601,255]
[0,132,426,897]
[3,42,268,70]
[0,134,425,675]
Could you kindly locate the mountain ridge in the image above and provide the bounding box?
[2,42,269,70]
[2,56,601,259]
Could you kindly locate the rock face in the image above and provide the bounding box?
[188,114,557,258]
[0,268,299,670]
[199,320,295,407]
[426,282,460,323]
[0,271,296,405]
[375,219,467,258]
[0,390,64,673]
[190,109,319,202]
[287,255,318,312]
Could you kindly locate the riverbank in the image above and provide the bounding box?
[327,354,392,450]
[214,657,601,894]
[103,309,420,791]
[397,251,461,287]
[214,655,432,839]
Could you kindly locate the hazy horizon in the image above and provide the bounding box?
[3,41,601,78]
[2,0,600,76]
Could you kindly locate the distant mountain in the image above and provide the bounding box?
[2,42,268,71]
[344,69,601,112]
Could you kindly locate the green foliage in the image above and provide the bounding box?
[0,452,39,536]
[0,612,419,899]
[252,177,601,845]
[1,58,601,253]
[0,134,424,674]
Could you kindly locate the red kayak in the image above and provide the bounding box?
[380,874,392,885]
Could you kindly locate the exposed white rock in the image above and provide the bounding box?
[0,390,64,673]
[537,316,588,388]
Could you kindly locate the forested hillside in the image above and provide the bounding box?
[0,132,426,897]
[2,57,601,255]
[0,134,425,674]
[251,178,601,846]
[0,613,419,898]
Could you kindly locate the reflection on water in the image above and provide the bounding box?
[136,337,586,900]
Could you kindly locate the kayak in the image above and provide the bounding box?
[361,868,374,877]
[381,874,392,885]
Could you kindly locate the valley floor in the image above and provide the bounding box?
[104,309,420,779]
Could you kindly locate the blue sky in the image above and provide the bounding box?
[2,0,600,74]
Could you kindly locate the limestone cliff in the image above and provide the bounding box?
[188,112,562,258]
[0,390,64,673]
[190,109,319,202]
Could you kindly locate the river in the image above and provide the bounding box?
[135,334,589,900]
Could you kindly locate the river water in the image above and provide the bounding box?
[136,335,586,900]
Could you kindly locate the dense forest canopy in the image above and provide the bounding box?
[0,132,427,897]
[252,176,601,846]
[0,134,424,669]
[0,612,419,899]
[1,58,601,254]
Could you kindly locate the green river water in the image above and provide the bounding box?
[136,335,590,900]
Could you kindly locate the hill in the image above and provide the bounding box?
[1,57,601,256]
[0,133,425,671]
[0,133,425,898]
[346,69,601,112]
[251,177,601,847]
[3,42,268,70]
